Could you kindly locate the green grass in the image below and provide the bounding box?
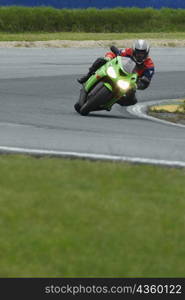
[0,32,185,41]
[0,155,185,277]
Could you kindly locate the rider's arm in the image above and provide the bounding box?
[137,69,155,89]
[105,51,116,60]
[137,76,151,90]
[120,48,133,57]
[105,46,131,59]
[137,59,155,90]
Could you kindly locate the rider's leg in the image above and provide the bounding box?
[78,57,107,84]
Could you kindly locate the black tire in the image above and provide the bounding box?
[80,82,113,116]
[74,102,81,113]
[74,87,87,114]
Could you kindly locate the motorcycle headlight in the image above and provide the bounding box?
[107,66,117,78]
[117,80,130,90]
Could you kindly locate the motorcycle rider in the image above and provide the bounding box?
[77,39,155,106]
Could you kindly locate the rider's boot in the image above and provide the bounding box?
[77,72,92,84]
[77,57,107,84]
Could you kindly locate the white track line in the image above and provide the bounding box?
[0,146,185,168]
[127,99,185,128]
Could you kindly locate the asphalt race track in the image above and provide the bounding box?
[0,47,184,166]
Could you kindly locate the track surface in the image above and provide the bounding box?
[0,47,184,164]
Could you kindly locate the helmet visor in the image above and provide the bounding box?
[134,50,147,63]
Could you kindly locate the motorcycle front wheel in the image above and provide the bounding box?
[80,82,113,116]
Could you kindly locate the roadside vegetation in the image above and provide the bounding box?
[0,155,185,277]
[1,31,185,41]
[0,6,185,33]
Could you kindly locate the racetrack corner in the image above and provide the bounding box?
[127,99,185,128]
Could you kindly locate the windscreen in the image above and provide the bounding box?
[121,57,136,74]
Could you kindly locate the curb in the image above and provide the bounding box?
[127,99,185,128]
[0,146,185,168]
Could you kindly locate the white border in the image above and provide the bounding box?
[0,146,185,168]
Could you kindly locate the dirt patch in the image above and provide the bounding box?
[1,39,185,48]
[150,104,185,113]
[148,101,185,125]
[148,111,185,125]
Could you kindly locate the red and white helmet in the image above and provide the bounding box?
[132,39,150,64]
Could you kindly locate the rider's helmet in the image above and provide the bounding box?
[132,39,150,64]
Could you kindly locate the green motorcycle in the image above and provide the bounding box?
[74,46,138,116]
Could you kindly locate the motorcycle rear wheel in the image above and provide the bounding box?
[80,82,113,116]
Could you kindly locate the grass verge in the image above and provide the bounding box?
[0,155,185,277]
[1,32,185,41]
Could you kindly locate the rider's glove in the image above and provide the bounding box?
[137,76,150,90]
